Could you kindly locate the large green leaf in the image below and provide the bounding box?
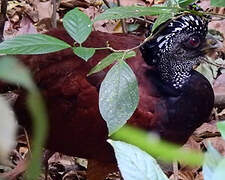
[99,60,139,135]
[0,34,71,55]
[211,0,225,7]
[88,51,136,76]
[63,8,92,44]
[94,6,179,21]
[109,140,169,180]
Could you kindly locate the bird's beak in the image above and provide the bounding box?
[200,33,224,53]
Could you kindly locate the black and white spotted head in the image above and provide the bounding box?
[140,14,209,89]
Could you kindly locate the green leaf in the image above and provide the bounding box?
[203,144,225,180]
[109,140,169,180]
[178,0,198,7]
[63,8,92,44]
[94,6,179,21]
[217,121,225,139]
[151,13,173,33]
[0,96,17,163]
[99,60,139,135]
[26,91,48,180]
[0,34,71,55]
[111,125,204,166]
[127,24,140,32]
[164,0,179,7]
[73,47,95,61]
[211,0,225,7]
[0,56,35,90]
[88,51,136,76]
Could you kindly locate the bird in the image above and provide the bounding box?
[0,13,217,179]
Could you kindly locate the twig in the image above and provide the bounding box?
[24,128,32,156]
[214,91,225,109]
[187,9,225,21]
[197,131,221,139]
[203,58,225,69]
[0,159,27,180]
[0,0,8,42]
[205,11,225,20]
[212,108,219,121]
[51,0,57,28]
[104,15,180,53]
[116,0,127,33]
[42,150,54,180]
[134,17,154,25]
[116,0,120,6]
[102,0,110,8]
[173,161,179,180]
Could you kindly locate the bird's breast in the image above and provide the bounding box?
[129,68,214,144]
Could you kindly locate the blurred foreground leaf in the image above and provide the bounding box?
[0,57,35,90]
[111,125,204,166]
[217,121,225,139]
[203,144,225,180]
[0,57,48,180]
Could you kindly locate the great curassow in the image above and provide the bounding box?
[0,14,217,179]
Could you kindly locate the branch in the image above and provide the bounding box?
[116,0,127,33]
[203,58,225,69]
[0,0,8,42]
[102,0,110,8]
[51,0,57,28]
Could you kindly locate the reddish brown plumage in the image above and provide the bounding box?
[12,29,168,161]
[14,29,149,162]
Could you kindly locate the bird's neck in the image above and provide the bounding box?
[158,62,193,90]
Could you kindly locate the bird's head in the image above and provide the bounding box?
[140,14,221,89]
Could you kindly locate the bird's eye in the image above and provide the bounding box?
[186,36,200,48]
